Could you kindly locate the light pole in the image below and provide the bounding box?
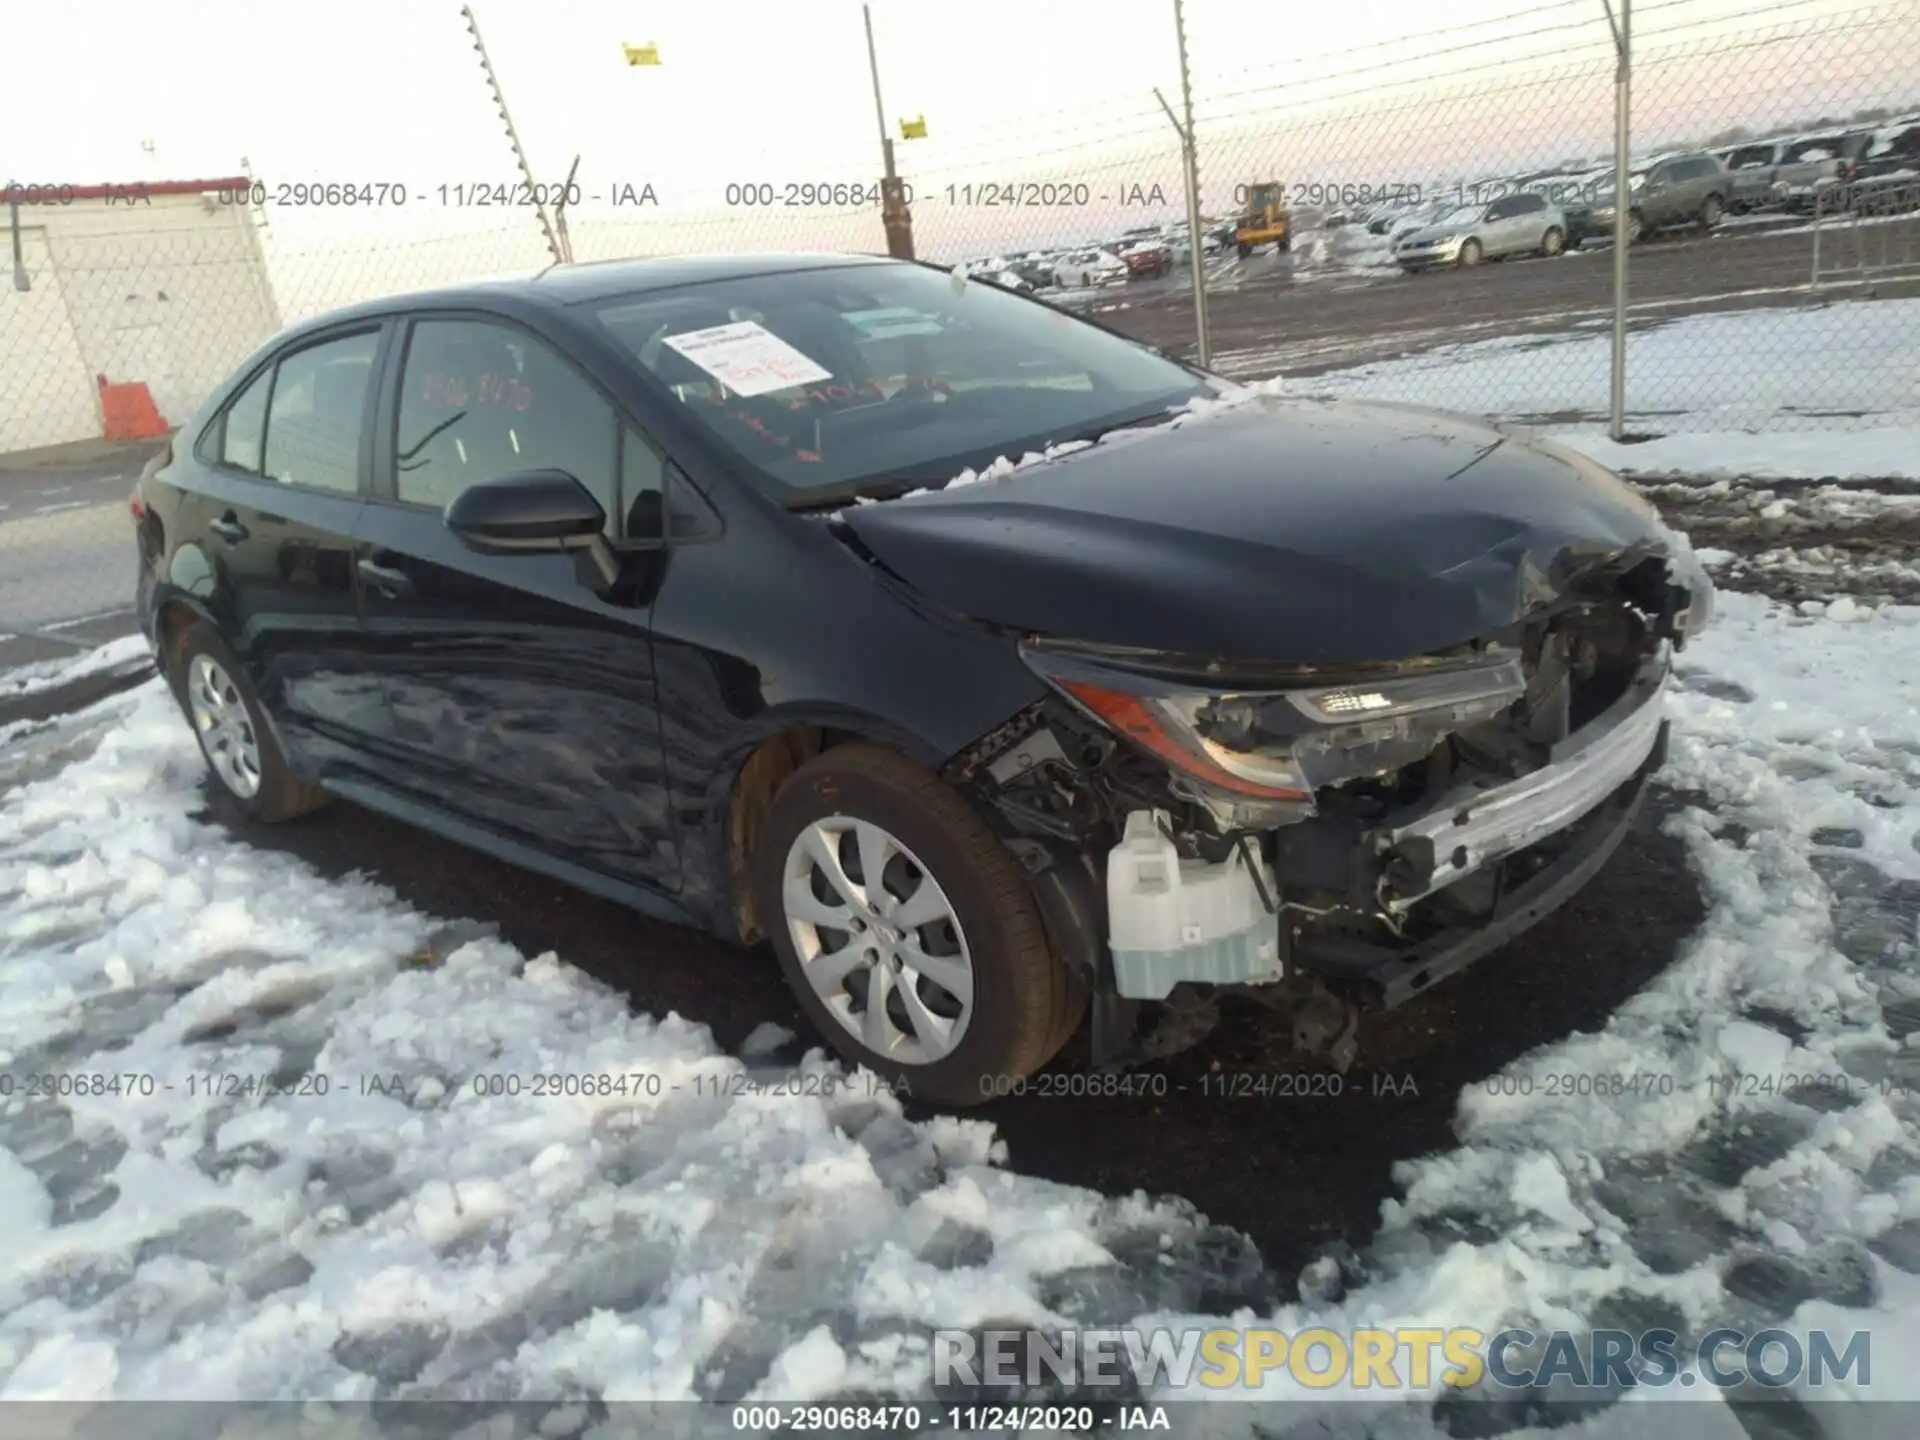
[863,4,915,259]
[1602,0,1631,440]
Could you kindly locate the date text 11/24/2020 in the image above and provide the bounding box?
[201,181,662,209]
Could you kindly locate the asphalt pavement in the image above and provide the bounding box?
[0,440,155,668]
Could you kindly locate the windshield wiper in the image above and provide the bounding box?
[786,477,934,512]
[787,403,1195,512]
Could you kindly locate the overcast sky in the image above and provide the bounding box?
[8,0,1913,271]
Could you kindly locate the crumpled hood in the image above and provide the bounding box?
[838,394,1691,664]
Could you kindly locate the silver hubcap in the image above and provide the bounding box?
[186,653,263,799]
[782,817,975,1066]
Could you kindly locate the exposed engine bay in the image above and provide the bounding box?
[944,548,1701,1069]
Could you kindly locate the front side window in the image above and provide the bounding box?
[593,261,1214,503]
[263,331,378,493]
[394,318,619,523]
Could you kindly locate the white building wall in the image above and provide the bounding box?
[0,190,281,453]
[0,228,100,453]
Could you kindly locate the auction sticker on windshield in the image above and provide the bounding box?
[661,320,833,396]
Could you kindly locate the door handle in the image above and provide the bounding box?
[208,512,249,543]
[357,557,413,597]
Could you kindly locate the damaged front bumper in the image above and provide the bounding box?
[1090,647,1673,1011]
[1293,712,1668,1011]
[1371,651,1667,914]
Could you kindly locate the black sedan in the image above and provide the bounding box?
[133,253,1712,1107]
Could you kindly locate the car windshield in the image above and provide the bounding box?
[593,262,1214,504]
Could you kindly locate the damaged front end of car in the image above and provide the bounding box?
[942,538,1711,1072]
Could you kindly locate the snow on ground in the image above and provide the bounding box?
[2,586,1919,1423]
[1556,428,1920,482]
[1285,297,1920,479]
[0,634,150,702]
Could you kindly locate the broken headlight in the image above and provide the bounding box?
[1020,641,1528,808]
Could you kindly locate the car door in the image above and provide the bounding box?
[353,311,683,894]
[1509,193,1548,251]
[1480,195,1520,254]
[190,324,394,775]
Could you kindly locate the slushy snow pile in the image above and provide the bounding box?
[1,588,1918,1430]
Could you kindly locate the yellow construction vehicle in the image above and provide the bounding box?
[1234,181,1291,256]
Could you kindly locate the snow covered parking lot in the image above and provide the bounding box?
[2,476,1919,1434]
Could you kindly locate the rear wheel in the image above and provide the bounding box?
[1539,225,1566,256]
[174,622,327,822]
[754,743,1077,1109]
[1457,238,1483,267]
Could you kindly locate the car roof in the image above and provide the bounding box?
[277,252,899,337]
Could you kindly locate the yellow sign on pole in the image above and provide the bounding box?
[899,115,928,140]
[622,41,661,66]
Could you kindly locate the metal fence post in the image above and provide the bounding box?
[864,5,916,261]
[1171,0,1211,369]
[1602,0,1631,441]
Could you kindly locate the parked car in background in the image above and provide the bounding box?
[1007,259,1063,291]
[1771,130,1875,212]
[1563,152,1729,244]
[1847,121,1920,214]
[1121,240,1174,280]
[1055,248,1128,288]
[975,269,1037,295]
[1716,140,1786,212]
[1393,191,1567,270]
[133,251,1712,1107]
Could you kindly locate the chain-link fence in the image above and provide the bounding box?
[3,0,1917,647]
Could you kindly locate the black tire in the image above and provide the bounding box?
[1457,237,1483,267]
[1625,209,1644,245]
[1699,194,1722,228]
[753,743,1077,1109]
[1539,225,1565,257]
[172,622,328,822]
[1236,241,1250,258]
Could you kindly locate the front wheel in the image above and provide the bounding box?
[1457,238,1483,267]
[1236,241,1250,258]
[1625,209,1645,245]
[1699,194,1723,228]
[754,743,1081,1109]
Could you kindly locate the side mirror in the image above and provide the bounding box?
[445,470,606,553]
[445,469,622,591]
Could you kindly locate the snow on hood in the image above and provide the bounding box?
[823,380,1281,516]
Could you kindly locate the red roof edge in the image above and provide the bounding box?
[5,177,252,203]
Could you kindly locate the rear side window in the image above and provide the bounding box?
[263,332,379,493]
[221,370,271,472]
[394,318,619,525]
